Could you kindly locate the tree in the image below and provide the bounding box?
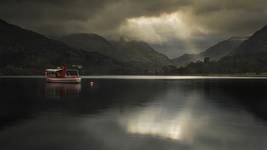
[204,57,210,63]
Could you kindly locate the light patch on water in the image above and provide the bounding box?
[82,75,267,80]
[118,93,207,142]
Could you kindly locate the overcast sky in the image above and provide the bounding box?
[0,0,266,58]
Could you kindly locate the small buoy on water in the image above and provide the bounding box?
[89,81,94,87]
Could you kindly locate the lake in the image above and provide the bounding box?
[0,76,267,150]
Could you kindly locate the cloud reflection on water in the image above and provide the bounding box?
[116,86,267,149]
[119,91,208,143]
[1,79,267,150]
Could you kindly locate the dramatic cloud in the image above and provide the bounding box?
[0,0,267,57]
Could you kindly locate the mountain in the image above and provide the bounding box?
[171,53,197,67]
[0,19,124,75]
[233,25,267,55]
[174,25,267,74]
[59,33,113,54]
[200,37,247,59]
[217,25,267,73]
[172,37,246,67]
[110,40,173,69]
[60,34,173,72]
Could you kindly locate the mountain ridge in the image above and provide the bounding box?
[172,37,246,67]
[0,19,126,75]
[173,25,267,74]
[60,33,173,71]
[232,25,267,55]
[0,18,173,75]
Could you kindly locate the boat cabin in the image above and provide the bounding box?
[45,66,81,83]
[45,68,79,78]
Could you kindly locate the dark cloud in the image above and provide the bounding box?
[0,0,187,34]
[0,0,267,57]
[191,0,267,36]
[0,0,114,33]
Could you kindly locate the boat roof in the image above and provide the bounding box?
[45,68,63,72]
[45,68,79,72]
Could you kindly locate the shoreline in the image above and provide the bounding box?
[1,75,267,80]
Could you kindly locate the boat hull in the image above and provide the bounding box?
[46,77,81,83]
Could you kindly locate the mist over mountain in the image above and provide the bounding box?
[60,33,173,71]
[172,37,246,67]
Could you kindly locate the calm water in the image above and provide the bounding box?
[1,77,267,150]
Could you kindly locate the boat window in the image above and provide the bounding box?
[47,72,56,77]
[72,71,78,76]
[66,71,71,76]
[66,70,78,76]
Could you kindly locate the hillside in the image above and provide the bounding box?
[60,34,173,72]
[174,25,267,74]
[59,33,114,54]
[233,25,267,55]
[171,53,197,67]
[200,37,247,59]
[0,19,124,75]
[172,37,245,67]
[111,40,173,69]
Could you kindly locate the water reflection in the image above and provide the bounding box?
[118,90,204,143]
[1,79,267,150]
[120,101,202,142]
[45,83,81,98]
[116,85,267,148]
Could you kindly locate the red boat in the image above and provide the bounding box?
[45,65,81,83]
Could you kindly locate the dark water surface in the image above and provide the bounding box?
[1,77,267,150]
